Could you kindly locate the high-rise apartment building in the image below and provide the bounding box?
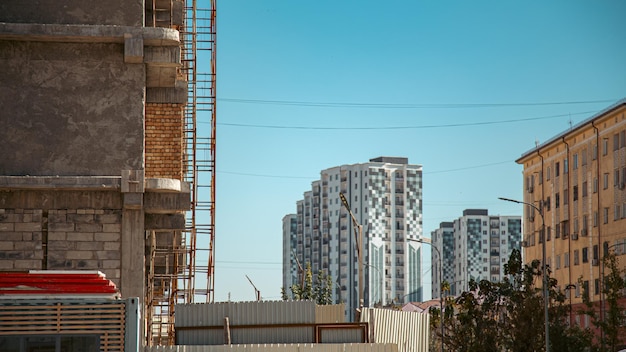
[431,209,522,298]
[516,98,626,330]
[282,214,298,290]
[283,157,424,320]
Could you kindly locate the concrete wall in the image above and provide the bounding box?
[0,41,145,176]
[0,0,144,26]
[0,190,124,286]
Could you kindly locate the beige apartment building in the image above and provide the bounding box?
[516,98,626,327]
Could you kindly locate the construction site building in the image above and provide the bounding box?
[0,0,215,346]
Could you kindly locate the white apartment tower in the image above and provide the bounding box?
[283,157,424,320]
[282,214,298,292]
[431,209,522,298]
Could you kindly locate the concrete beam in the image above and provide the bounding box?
[0,23,180,46]
[145,213,186,230]
[0,190,122,210]
[0,176,121,191]
[144,192,190,214]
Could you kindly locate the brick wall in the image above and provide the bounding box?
[145,103,184,180]
[0,208,123,287]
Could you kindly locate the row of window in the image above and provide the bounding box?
[526,204,626,246]
[529,168,626,198]
[526,129,626,190]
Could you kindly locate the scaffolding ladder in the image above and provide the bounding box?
[144,0,216,346]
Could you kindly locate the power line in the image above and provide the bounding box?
[215,111,596,130]
[218,159,516,180]
[219,98,615,109]
[218,171,314,179]
[427,160,515,174]
[218,260,282,265]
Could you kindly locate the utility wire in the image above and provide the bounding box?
[218,171,313,179]
[217,159,516,180]
[216,111,596,130]
[219,98,615,109]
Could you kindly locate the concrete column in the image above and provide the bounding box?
[120,170,146,343]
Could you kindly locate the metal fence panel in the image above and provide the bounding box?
[145,343,398,352]
[176,301,350,345]
[360,308,429,352]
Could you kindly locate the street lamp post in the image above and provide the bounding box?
[499,197,549,352]
[408,237,444,352]
[339,193,364,317]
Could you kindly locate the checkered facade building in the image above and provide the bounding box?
[431,209,522,298]
[284,157,424,320]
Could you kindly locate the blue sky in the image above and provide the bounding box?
[197,0,626,302]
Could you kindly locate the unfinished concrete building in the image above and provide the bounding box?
[0,0,216,346]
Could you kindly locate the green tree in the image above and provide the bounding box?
[440,249,593,352]
[281,262,335,305]
[581,252,626,352]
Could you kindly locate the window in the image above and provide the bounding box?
[594,211,598,227]
[564,252,570,267]
[593,144,598,160]
[615,205,620,221]
[603,173,609,190]
[555,224,561,238]
[555,192,560,208]
[573,185,578,201]
[614,133,620,151]
[621,130,626,148]
[573,154,578,170]
[595,279,600,295]
[582,181,588,197]
[603,207,609,224]
[594,177,598,193]
[582,215,588,235]
[574,250,579,265]
[582,247,588,263]
[582,148,588,165]
[564,158,568,174]
[593,245,599,261]
[556,162,560,177]
[615,169,620,187]
[564,189,569,205]
[547,167,551,180]
[603,138,609,156]
[556,254,561,269]
[547,226,551,241]
[545,196,551,211]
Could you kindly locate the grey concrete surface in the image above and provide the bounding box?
[0,0,143,26]
[0,41,145,176]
